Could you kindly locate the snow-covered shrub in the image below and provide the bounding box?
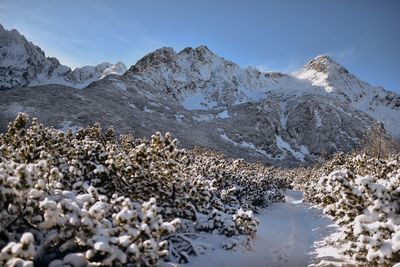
[188,149,285,212]
[0,232,35,267]
[0,114,287,265]
[0,152,175,266]
[297,153,400,265]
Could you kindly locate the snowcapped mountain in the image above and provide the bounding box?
[126,46,293,108]
[64,61,127,87]
[125,47,400,137]
[294,55,400,136]
[0,27,399,165]
[0,24,127,89]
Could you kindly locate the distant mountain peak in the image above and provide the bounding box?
[194,45,214,56]
[0,23,126,89]
[304,54,349,75]
[128,47,177,73]
[178,45,213,54]
[128,45,222,75]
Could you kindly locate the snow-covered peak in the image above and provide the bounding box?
[100,61,127,78]
[67,62,127,84]
[303,55,350,75]
[293,55,400,136]
[0,24,127,89]
[0,25,47,66]
[124,46,400,137]
[177,45,217,62]
[126,45,291,108]
[294,54,371,95]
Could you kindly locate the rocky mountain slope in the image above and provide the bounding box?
[0,24,127,89]
[0,75,376,166]
[126,46,400,136]
[0,28,399,166]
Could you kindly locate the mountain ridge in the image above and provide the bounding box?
[0,24,127,89]
[1,24,399,166]
[122,45,400,137]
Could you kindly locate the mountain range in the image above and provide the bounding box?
[0,24,126,89]
[0,24,399,166]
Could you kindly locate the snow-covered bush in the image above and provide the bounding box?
[0,114,286,265]
[297,153,400,265]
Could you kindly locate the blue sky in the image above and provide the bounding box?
[1,0,399,91]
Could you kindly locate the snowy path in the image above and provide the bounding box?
[177,190,343,267]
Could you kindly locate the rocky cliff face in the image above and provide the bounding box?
[0,24,127,89]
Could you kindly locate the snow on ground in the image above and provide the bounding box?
[192,114,214,122]
[238,140,273,159]
[280,101,288,130]
[175,114,185,123]
[182,92,217,110]
[217,110,230,119]
[276,135,309,162]
[220,132,272,159]
[314,111,322,128]
[168,190,344,267]
[309,230,344,267]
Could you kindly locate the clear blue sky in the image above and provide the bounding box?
[1,0,399,92]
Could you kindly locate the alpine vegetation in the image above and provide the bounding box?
[294,153,400,265]
[0,114,286,266]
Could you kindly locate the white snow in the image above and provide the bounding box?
[220,132,272,159]
[100,62,127,78]
[300,145,310,156]
[182,92,217,110]
[192,114,214,122]
[295,69,333,93]
[175,114,185,123]
[217,110,230,119]
[238,140,273,159]
[276,135,309,162]
[314,111,322,128]
[280,101,288,129]
[173,190,343,267]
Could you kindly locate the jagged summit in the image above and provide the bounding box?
[125,45,281,107]
[122,46,400,136]
[294,54,363,94]
[303,54,350,75]
[128,47,177,73]
[128,45,220,74]
[0,23,126,89]
[178,45,216,57]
